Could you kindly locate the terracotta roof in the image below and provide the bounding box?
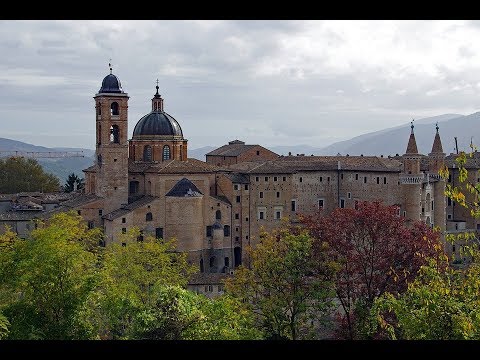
[188,272,232,285]
[206,143,258,157]
[405,132,419,154]
[103,195,157,221]
[43,194,102,217]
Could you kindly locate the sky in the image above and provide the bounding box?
[1,20,480,150]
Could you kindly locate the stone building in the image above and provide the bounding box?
[0,67,470,292]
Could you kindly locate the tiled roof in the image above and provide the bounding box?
[103,195,157,221]
[0,211,42,221]
[206,143,258,157]
[406,132,419,154]
[430,131,444,154]
[445,152,480,169]
[223,173,250,184]
[144,158,227,174]
[166,178,203,197]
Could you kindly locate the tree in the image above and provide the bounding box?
[0,211,102,339]
[128,285,262,340]
[63,172,85,193]
[224,227,335,340]
[299,201,443,339]
[0,156,60,193]
[372,248,480,340]
[76,228,197,339]
[0,312,9,340]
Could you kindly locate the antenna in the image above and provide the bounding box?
[454,137,459,154]
[109,59,112,74]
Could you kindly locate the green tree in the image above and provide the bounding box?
[0,156,60,193]
[0,312,9,340]
[63,172,85,193]
[77,228,197,339]
[372,249,480,340]
[0,211,102,339]
[225,227,335,340]
[128,285,262,340]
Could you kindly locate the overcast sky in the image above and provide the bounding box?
[1,20,480,150]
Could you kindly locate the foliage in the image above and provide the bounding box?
[299,201,443,339]
[225,227,335,340]
[76,229,197,339]
[0,156,60,193]
[372,246,480,339]
[62,172,85,193]
[0,312,9,339]
[0,211,101,339]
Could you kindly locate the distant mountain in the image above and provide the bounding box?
[188,146,216,161]
[318,114,465,156]
[0,137,95,182]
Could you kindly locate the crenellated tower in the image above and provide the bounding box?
[93,64,129,213]
[400,120,423,222]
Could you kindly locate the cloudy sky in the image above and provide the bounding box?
[1,20,480,150]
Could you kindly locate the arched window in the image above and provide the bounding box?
[111,102,119,116]
[224,225,230,237]
[143,145,152,162]
[163,145,171,161]
[98,124,102,145]
[210,256,216,268]
[97,104,102,115]
[426,193,431,212]
[180,145,183,160]
[110,125,119,143]
[146,212,153,221]
[215,210,221,220]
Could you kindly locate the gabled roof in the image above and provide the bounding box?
[166,178,203,197]
[103,195,157,221]
[206,143,257,157]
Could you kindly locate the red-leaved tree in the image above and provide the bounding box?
[299,201,444,339]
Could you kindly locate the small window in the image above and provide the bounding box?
[235,213,239,220]
[162,145,171,161]
[320,176,323,182]
[403,211,407,217]
[255,177,259,182]
[98,209,103,216]
[206,226,213,237]
[235,236,240,241]
[265,177,268,182]
[447,214,452,220]
[122,228,127,234]
[111,101,119,116]
[347,192,351,199]
[121,242,126,247]
[155,227,163,239]
[245,217,249,222]
[376,177,380,184]
[110,125,120,143]
[283,176,286,181]
[210,257,215,268]
[259,191,264,198]
[384,177,387,184]
[235,227,239,232]
[244,184,249,190]
[299,177,303,183]
[259,211,265,220]
[354,200,359,210]
[208,285,213,292]
[291,200,297,212]
[341,174,344,180]
[364,177,367,184]
[122,217,126,223]
[77,210,81,215]
[225,257,230,267]
[274,176,278,181]
[318,199,324,209]
[340,198,345,208]
[276,191,280,198]
[256,151,260,155]
[447,198,452,206]
[234,184,239,190]
[355,174,358,180]
[327,176,330,182]
[216,210,222,220]
[88,221,94,229]
[452,244,456,253]
[246,235,249,240]
[146,212,153,221]
[275,211,281,219]
[236,195,241,203]
[448,175,452,183]
[224,225,230,237]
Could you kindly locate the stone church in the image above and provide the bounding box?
[2,67,473,294]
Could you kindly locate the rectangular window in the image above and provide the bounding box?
[447,214,452,220]
[245,217,249,222]
[274,206,283,220]
[340,198,345,208]
[318,199,324,209]
[224,225,230,237]
[122,217,126,223]
[88,221,94,229]
[256,150,260,155]
[341,173,344,180]
[276,191,280,198]
[384,177,387,184]
[98,209,103,216]
[155,227,164,239]
[354,200,359,210]
[121,242,126,247]
[327,176,330,182]
[235,227,239,232]
[320,176,323,182]
[377,177,380,184]
[258,207,267,220]
[431,201,434,210]
[234,184,239,190]
[77,210,81,215]
[448,175,452,183]
[236,195,241,203]
[283,176,286,181]
[347,192,351,199]
[244,184,249,190]
[364,177,367,184]
[403,211,407,217]
[259,211,265,220]
[291,200,297,212]
[447,198,452,206]
[274,176,278,181]
[235,236,240,241]
[206,226,213,237]
[122,228,127,234]
[265,177,269,182]
[275,211,281,219]
[235,213,239,220]
[259,191,264,198]
[256,176,259,182]
[355,174,359,180]
[299,177,303,183]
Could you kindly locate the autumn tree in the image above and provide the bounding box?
[300,201,443,339]
[0,211,102,339]
[63,172,85,193]
[372,245,480,340]
[225,227,335,340]
[0,156,60,193]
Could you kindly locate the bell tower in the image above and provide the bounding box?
[94,63,129,214]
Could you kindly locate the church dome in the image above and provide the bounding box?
[133,111,184,138]
[99,73,124,94]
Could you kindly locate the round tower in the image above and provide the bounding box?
[93,63,129,214]
[401,120,423,222]
[129,81,188,162]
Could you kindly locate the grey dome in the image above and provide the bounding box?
[99,74,124,93]
[133,111,183,138]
